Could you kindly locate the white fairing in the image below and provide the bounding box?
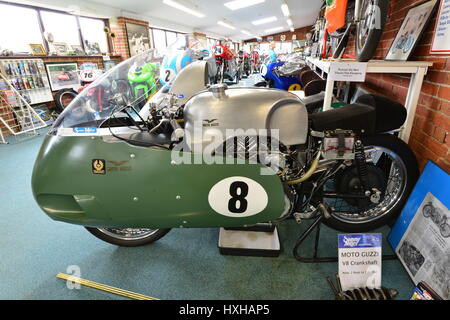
[140,60,209,119]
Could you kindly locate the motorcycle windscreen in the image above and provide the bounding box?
[50,49,163,134]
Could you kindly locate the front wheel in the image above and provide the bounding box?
[322,134,419,232]
[85,227,171,247]
[356,0,389,62]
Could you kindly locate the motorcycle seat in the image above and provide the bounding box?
[309,94,407,134]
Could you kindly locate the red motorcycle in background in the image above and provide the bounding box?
[213,42,238,83]
[237,50,251,79]
[250,50,261,74]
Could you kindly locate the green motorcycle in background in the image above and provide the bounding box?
[128,61,158,107]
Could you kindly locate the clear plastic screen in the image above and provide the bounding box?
[51,49,163,133]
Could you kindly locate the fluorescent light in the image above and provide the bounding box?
[163,0,205,18]
[218,20,236,30]
[281,3,290,17]
[252,16,278,25]
[287,18,293,26]
[225,0,265,10]
[241,29,252,35]
[265,26,283,33]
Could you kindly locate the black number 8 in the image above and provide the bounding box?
[228,181,249,214]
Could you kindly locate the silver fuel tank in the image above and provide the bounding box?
[183,84,308,149]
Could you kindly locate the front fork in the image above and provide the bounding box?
[354,0,362,22]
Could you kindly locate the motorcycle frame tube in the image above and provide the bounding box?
[32,135,286,229]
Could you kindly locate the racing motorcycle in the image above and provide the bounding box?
[32,49,419,247]
[213,41,238,84]
[256,54,303,91]
[319,0,389,61]
[237,50,251,79]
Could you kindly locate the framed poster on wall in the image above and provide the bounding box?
[385,0,438,61]
[431,0,450,54]
[45,62,81,91]
[126,22,151,57]
[388,161,450,300]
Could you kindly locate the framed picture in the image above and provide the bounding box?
[126,22,151,56]
[84,41,101,55]
[385,0,439,61]
[51,42,70,56]
[29,44,46,56]
[70,44,85,56]
[45,62,81,91]
[388,161,450,300]
[103,60,117,71]
[430,0,450,54]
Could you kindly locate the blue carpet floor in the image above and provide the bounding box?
[0,127,415,300]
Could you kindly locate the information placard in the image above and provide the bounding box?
[431,0,450,54]
[328,62,367,82]
[338,233,382,291]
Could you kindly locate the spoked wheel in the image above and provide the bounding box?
[322,134,419,232]
[85,227,171,247]
[356,0,389,62]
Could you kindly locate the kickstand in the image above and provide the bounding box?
[292,212,397,263]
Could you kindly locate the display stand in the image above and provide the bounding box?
[305,58,433,143]
[218,224,281,257]
[293,213,397,263]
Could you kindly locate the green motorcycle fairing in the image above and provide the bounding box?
[128,63,158,99]
[32,135,287,229]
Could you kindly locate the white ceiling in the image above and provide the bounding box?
[10,0,322,41]
[94,0,322,40]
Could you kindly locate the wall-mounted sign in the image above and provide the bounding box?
[292,34,297,40]
[280,35,286,41]
[267,37,274,42]
[431,0,450,54]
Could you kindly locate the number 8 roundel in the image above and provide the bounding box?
[208,177,268,218]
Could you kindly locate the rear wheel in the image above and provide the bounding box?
[356,0,389,62]
[85,227,171,247]
[322,134,419,232]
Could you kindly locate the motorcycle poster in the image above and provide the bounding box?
[45,62,81,91]
[389,162,450,299]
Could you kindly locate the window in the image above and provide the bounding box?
[0,3,43,53]
[150,28,187,49]
[281,42,292,54]
[41,11,81,47]
[275,42,282,53]
[79,17,108,53]
[260,42,270,54]
[207,38,217,49]
[166,31,178,47]
[152,29,167,50]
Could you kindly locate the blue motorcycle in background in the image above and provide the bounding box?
[255,54,303,91]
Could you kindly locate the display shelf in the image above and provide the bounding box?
[305,57,433,143]
[0,58,53,105]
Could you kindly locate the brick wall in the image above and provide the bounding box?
[345,0,450,173]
